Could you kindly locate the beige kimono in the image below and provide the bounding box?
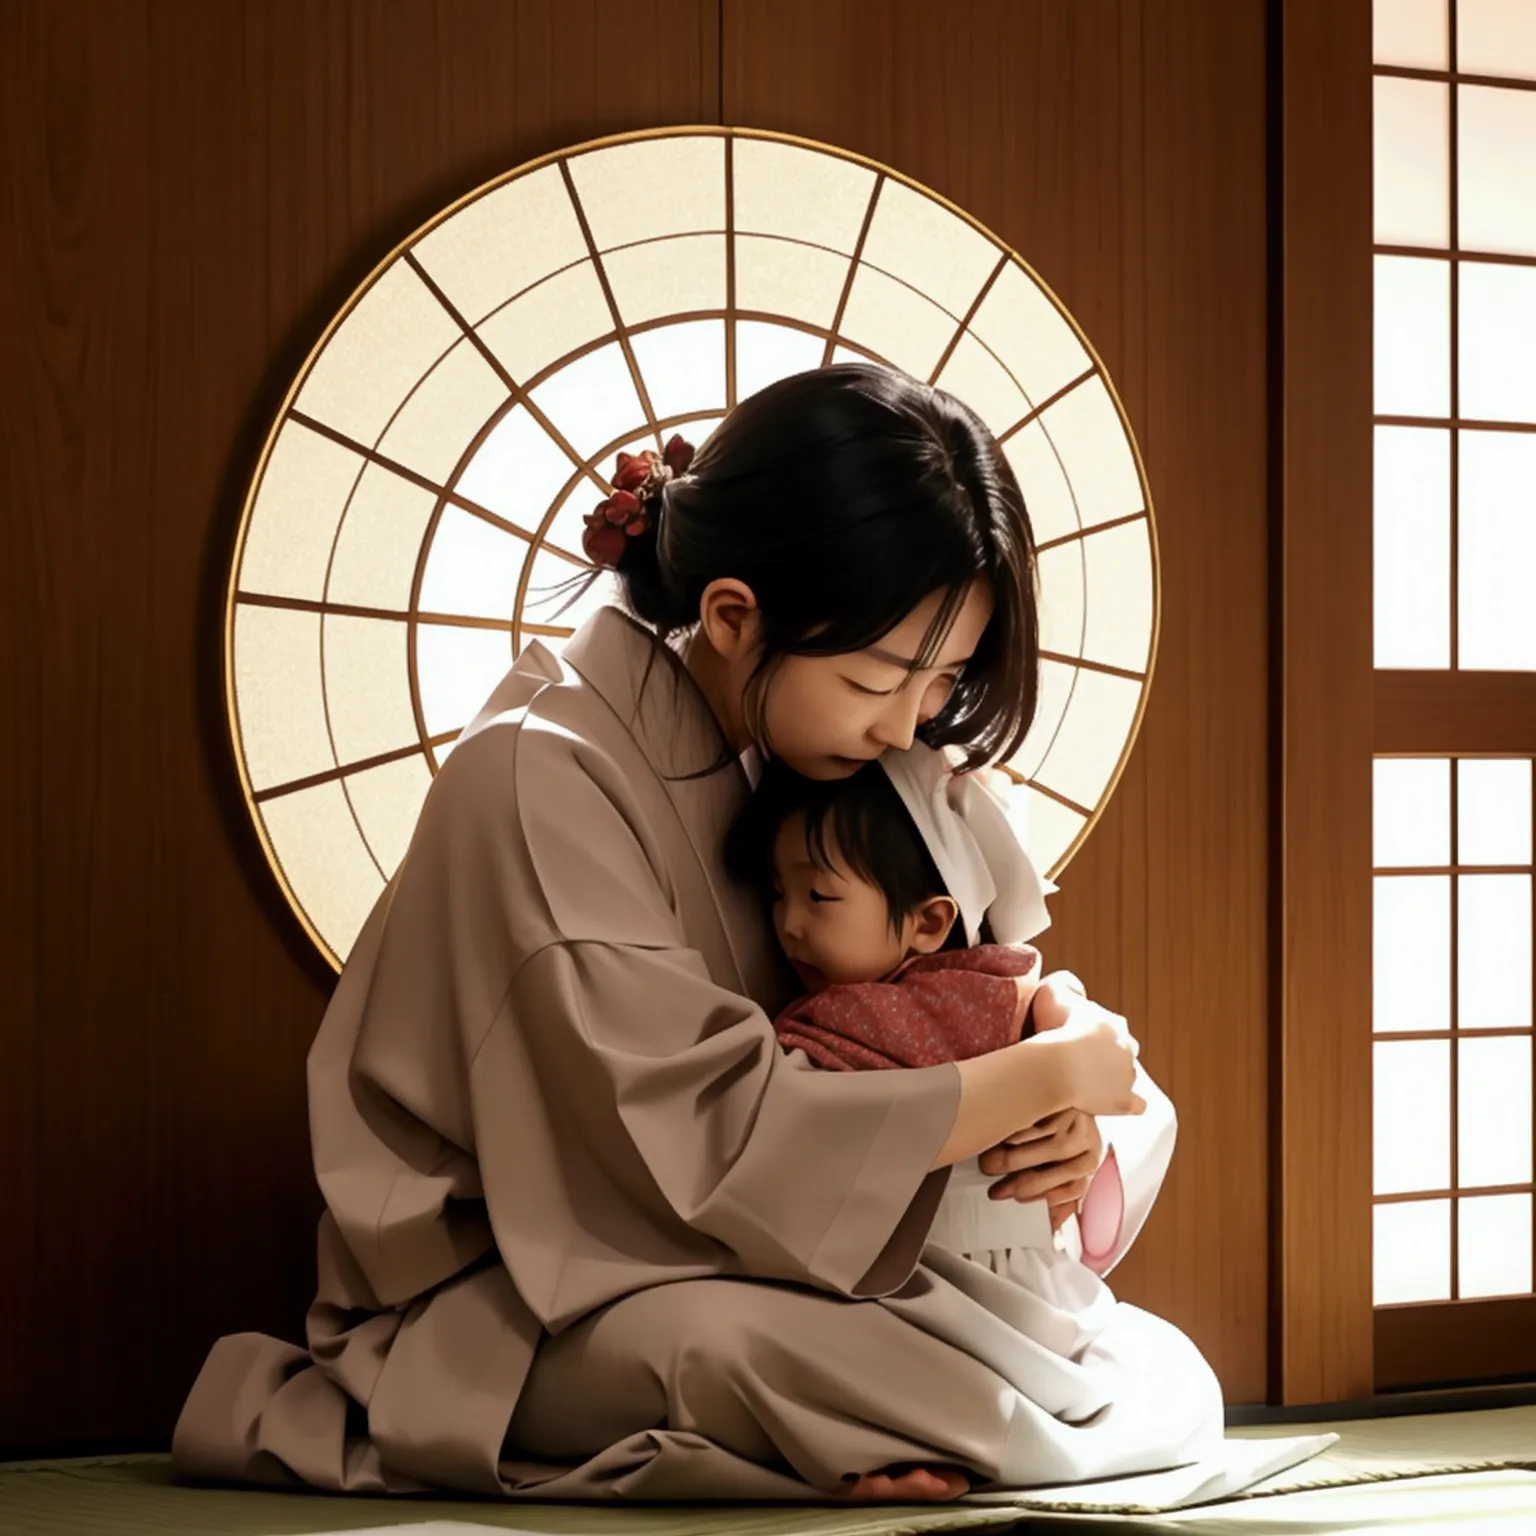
[172,605,1223,1501]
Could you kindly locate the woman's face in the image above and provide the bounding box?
[759,581,995,780]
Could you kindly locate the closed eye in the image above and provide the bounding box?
[809,890,838,903]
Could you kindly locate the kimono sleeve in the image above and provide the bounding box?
[1080,1062,1177,1276]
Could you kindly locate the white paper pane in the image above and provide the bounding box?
[375,337,509,485]
[969,260,1093,408]
[1459,86,1536,258]
[238,421,363,601]
[414,625,514,738]
[1374,1038,1452,1194]
[527,343,646,461]
[326,464,437,612]
[1013,657,1075,782]
[1458,429,1536,669]
[1458,0,1536,80]
[1459,1036,1533,1188]
[859,178,1001,321]
[735,320,827,404]
[1459,874,1533,1030]
[1460,262,1536,422]
[1374,0,1449,68]
[1375,874,1452,1032]
[732,138,878,253]
[838,263,957,379]
[1040,379,1145,530]
[1024,787,1089,880]
[1374,1198,1451,1304]
[568,137,724,250]
[1081,523,1154,674]
[1375,78,1450,248]
[1376,256,1451,417]
[321,616,418,765]
[295,262,461,448]
[1033,669,1142,812]
[1036,542,1086,660]
[603,234,726,329]
[1459,1194,1533,1299]
[458,406,584,532]
[830,342,880,366]
[412,164,589,326]
[232,605,334,793]
[419,507,527,622]
[1374,425,1451,668]
[734,235,849,329]
[1004,419,1079,546]
[932,332,1030,438]
[476,261,614,388]
[631,320,727,420]
[1459,759,1534,865]
[1374,757,1452,867]
[519,550,614,654]
[258,782,384,963]
[345,754,433,879]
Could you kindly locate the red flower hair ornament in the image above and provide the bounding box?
[581,433,696,569]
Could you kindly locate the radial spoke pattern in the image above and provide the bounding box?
[226,129,1159,968]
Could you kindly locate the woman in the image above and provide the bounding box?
[173,365,1222,1502]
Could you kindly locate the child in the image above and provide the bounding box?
[725,740,1126,1272]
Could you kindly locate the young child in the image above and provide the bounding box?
[725,740,1127,1273]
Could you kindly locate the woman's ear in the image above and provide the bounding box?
[697,578,761,661]
[906,895,961,955]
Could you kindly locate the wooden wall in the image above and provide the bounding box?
[0,0,1271,1451]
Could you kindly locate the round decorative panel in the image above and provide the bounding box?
[226,127,1160,969]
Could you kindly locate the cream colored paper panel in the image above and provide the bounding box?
[1004,419,1079,545]
[1022,786,1088,881]
[604,235,726,328]
[415,624,514,738]
[295,261,461,447]
[1459,261,1536,421]
[1040,379,1145,530]
[970,260,1092,408]
[735,320,827,403]
[568,137,724,251]
[1458,874,1533,1030]
[326,464,438,612]
[1374,1038,1451,1194]
[412,164,588,325]
[1033,669,1141,811]
[838,264,957,380]
[238,420,363,600]
[734,236,849,329]
[346,754,433,878]
[859,178,1000,321]
[1375,425,1451,668]
[933,332,1030,437]
[1459,86,1536,258]
[1036,543,1086,660]
[1374,874,1451,1033]
[258,782,383,962]
[458,406,586,531]
[1374,0,1448,68]
[1459,1194,1533,1300]
[1373,1198,1451,1304]
[731,138,877,253]
[1459,428,1536,669]
[528,343,646,461]
[1373,757,1451,868]
[1376,255,1451,418]
[631,321,727,420]
[1459,1036,1533,1189]
[1459,759,1533,866]
[233,605,334,793]
[1081,522,1154,673]
[1458,0,1536,79]
[1013,656,1076,782]
[420,506,528,622]
[376,337,509,486]
[476,261,614,388]
[1374,77,1449,249]
[322,616,418,766]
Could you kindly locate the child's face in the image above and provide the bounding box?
[770,814,921,990]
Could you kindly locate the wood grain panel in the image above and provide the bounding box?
[0,0,718,1455]
[1377,673,1536,756]
[727,0,1272,1402]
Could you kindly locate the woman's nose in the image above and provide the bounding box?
[869,699,921,752]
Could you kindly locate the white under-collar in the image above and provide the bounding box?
[739,743,763,789]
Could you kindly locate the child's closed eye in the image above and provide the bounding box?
[809,890,839,903]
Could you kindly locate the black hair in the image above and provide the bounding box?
[724,757,989,951]
[535,363,1039,774]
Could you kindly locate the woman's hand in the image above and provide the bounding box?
[1027,1005,1144,1118]
[979,1108,1103,1216]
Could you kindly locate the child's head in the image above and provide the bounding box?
[726,759,981,991]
